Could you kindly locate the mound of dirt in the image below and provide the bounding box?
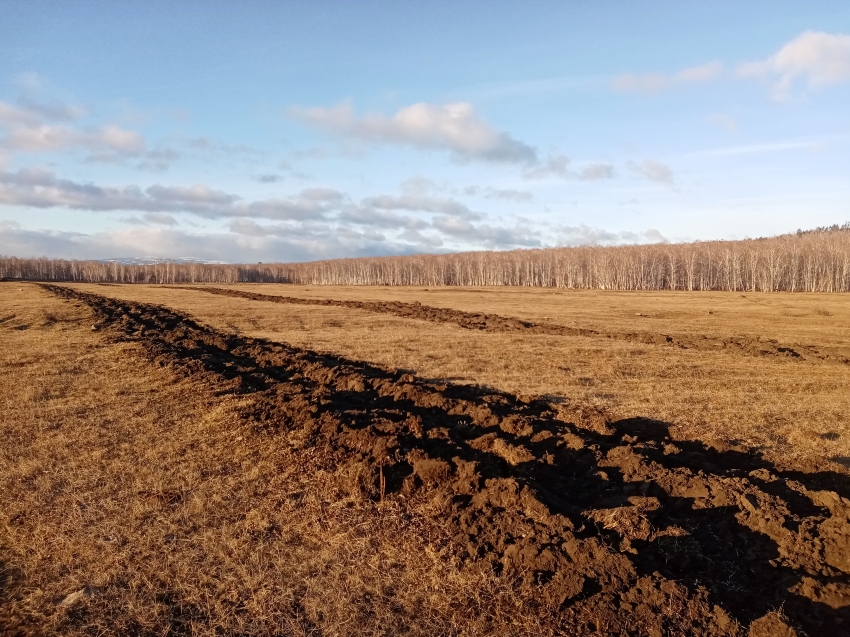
[45,284,850,635]
[182,286,850,364]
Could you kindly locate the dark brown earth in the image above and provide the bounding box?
[180,286,850,364]
[44,284,850,635]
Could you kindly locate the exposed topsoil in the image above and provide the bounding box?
[44,284,850,636]
[181,286,850,364]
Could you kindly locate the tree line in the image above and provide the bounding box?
[2,224,849,292]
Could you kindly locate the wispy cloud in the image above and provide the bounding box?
[523,153,571,179]
[673,61,724,83]
[143,212,178,226]
[612,61,723,94]
[0,168,344,221]
[556,224,666,246]
[121,212,179,226]
[360,193,480,220]
[463,185,534,203]
[184,136,263,157]
[707,114,739,132]
[627,160,675,187]
[255,173,284,183]
[523,153,616,181]
[15,96,87,122]
[738,31,850,99]
[684,139,826,158]
[580,163,617,180]
[0,119,145,157]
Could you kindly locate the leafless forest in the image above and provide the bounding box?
[2,224,849,291]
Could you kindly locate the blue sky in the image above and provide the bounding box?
[1,1,849,262]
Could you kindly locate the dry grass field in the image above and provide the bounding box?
[68,282,850,462]
[0,283,565,636]
[3,281,850,636]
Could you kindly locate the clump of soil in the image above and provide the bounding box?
[44,285,850,635]
[184,286,850,364]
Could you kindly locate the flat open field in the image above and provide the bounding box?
[2,281,850,636]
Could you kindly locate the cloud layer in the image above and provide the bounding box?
[0,166,670,261]
[0,219,665,263]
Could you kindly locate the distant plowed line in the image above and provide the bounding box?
[181,285,849,364]
[42,283,850,635]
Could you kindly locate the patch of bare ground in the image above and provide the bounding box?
[0,283,582,636]
[8,282,849,635]
[67,283,850,462]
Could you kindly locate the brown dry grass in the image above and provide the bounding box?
[65,282,850,464]
[231,284,850,347]
[0,283,566,636]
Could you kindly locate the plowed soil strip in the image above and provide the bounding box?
[45,284,850,636]
[180,286,849,364]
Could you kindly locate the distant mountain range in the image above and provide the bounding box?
[98,257,229,266]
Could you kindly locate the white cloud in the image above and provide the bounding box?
[556,224,666,246]
[674,61,723,83]
[580,163,617,180]
[684,139,823,158]
[361,193,481,220]
[738,31,850,98]
[611,73,669,94]
[338,207,428,231]
[15,97,87,122]
[256,173,283,183]
[431,216,542,248]
[0,122,145,156]
[144,183,239,207]
[707,114,739,132]
[522,153,571,179]
[144,212,178,226]
[0,99,185,169]
[138,148,181,171]
[0,168,523,251]
[0,169,481,234]
[627,160,675,187]
[612,61,723,93]
[0,168,345,220]
[244,189,347,221]
[523,154,615,181]
[290,100,538,164]
[0,102,44,127]
[478,187,534,203]
[121,212,179,226]
[397,228,444,248]
[184,136,263,158]
[291,101,626,185]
